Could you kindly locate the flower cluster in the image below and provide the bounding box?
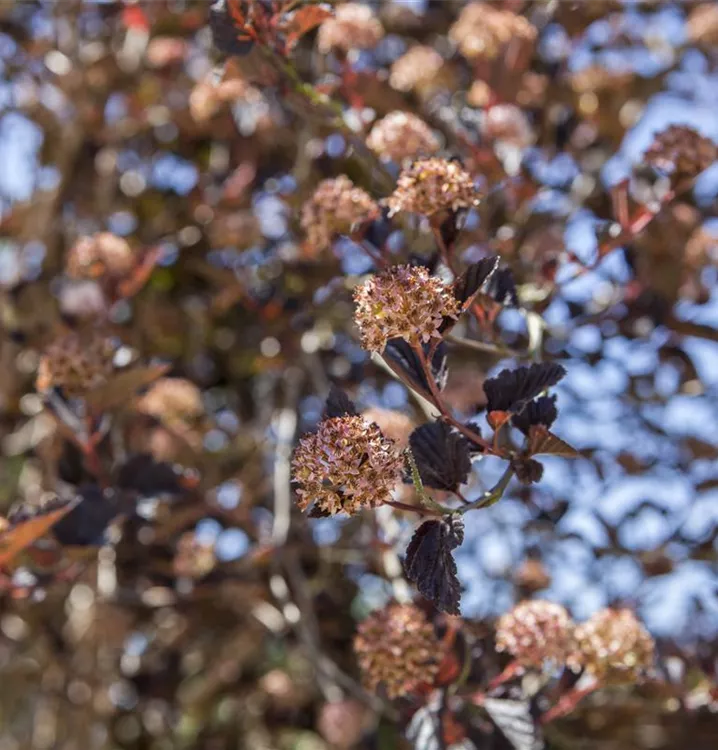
[354,603,441,698]
[317,3,384,54]
[495,600,575,668]
[66,232,135,281]
[292,416,403,516]
[385,158,481,217]
[353,265,459,353]
[569,608,655,684]
[300,176,380,255]
[449,2,536,63]
[137,377,205,425]
[366,112,440,163]
[389,45,446,95]
[644,125,717,183]
[36,329,116,397]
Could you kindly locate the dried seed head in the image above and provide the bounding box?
[367,112,440,163]
[495,600,575,668]
[362,407,414,450]
[300,176,380,255]
[385,158,480,217]
[292,416,403,516]
[644,125,717,183]
[449,3,536,63]
[568,608,654,684]
[36,330,116,397]
[389,45,445,94]
[137,378,205,424]
[353,265,459,353]
[317,3,384,54]
[66,232,135,281]
[354,603,441,698]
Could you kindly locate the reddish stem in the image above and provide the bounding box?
[540,682,599,724]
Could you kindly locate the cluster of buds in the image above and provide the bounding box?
[292,416,403,515]
[481,104,534,149]
[495,600,575,669]
[366,112,440,163]
[449,2,536,66]
[568,608,655,684]
[354,603,441,698]
[317,3,384,55]
[353,265,459,353]
[385,158,481,218]
[36,329,116,398]
[643,125,717,184]
[389,45,448,97]
[300,176,380,256]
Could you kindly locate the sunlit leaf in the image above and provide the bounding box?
[284,6,331,49]
[527,426,580,458]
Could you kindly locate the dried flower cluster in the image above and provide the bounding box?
[482,104,534,149]
[354,603,441,698]
[66,232,135,281]
[644,125,717,183]
[317,3,384,54]
[385,158,480,217]
[449,2,536,63]
[389,45,446,95]
[569,608,655,684]
[300,176,380,255]
[291,416,403,516]
[36,329,116,397]
[495,600,575,668]
[353,265,459,353]
[366,112,440,163]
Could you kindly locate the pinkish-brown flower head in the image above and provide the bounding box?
[568,608,655,684]
[482,104,534,149]
[385,158,480,217]
[354,603,441,698]
[495,600,575,668]
[317,3,384,54]
[353,265,459,353]
[36,330,116,397]
[644,125,717,183]
[137,378,205,425]
[449,3,536,64]
[389,45,446,95]
[300,176,380,255]
[66,232,135,281]
[292,416,403,516]
[367,112,439,163]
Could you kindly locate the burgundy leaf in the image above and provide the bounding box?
[454,256,500,307]
[482,267,518,307]
[405,515,464,615]
[511,457,544,485]
[511,396,558,435]
[51,485,122,547]
[116,454,188,497]
[209,0,255,57]
[527,426,580,458]
[384,339,448,397]
[407,422,472,491]
[323,386,358,419]
[483,363,566,415]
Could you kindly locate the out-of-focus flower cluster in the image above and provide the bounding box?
[367,111,439,163]
[317,2,384,54]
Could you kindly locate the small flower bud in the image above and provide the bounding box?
[354,603,441,698]
[353,265,459,353]
[385,158,480,217]
[367,112,439,163]
[292,416,403,516]
[300,176,380,256]
[317,3,384,54]
[568,608,654,684]
[495,600,575,668]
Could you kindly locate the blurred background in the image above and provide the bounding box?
[0,0,716,748]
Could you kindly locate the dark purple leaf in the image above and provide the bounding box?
[52,485,121,547]
[527,426,580,458]
[483,267,518,307]
[511,396,558,435]
[405,515,464,615]
[454,256,500,306]
[483,363,566,415]
[511,457,544,485]
[384,339,448,396]
[438,207,468,250]
[116,454,187,496]
[209,0,255,57]
[323,386,358,419]
[407,422,472,491]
